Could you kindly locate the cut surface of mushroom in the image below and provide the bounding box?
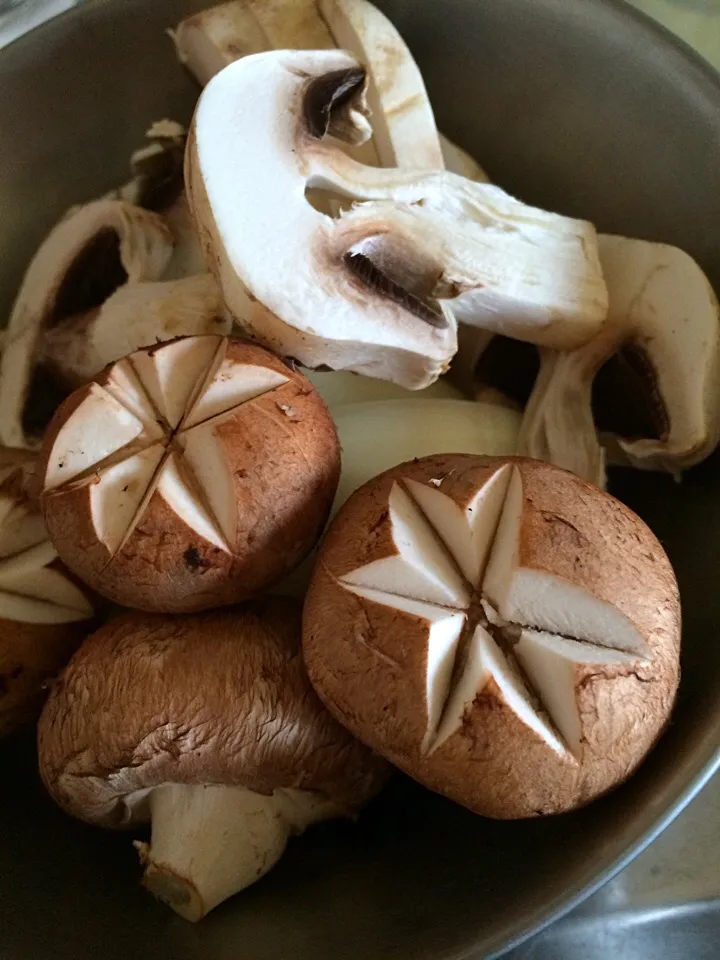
[37,600,388,919]
[186,50,607,389]
[518,235,720,482]
[0,200,174,449]
[303,454,680,817]
[0,449,94,737]
[38,336,340,612]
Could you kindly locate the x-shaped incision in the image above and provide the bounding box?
[0,462,92,624]
[339,463,651,758]
[42,337,289,557]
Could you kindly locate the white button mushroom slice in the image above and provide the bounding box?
[318,0,443,170]
[518,235,720,481]
[404,464,512,585]
[157,452,230,552]
[183,361,288,429]
[44,384,149,490]
[187,49,456,390]
[439,135,489,183]
[0,503,48,558]
[514,628,641,756]
[340,481,471,607]
[483,466,649,656]
[85,275,230,377]
[130,337,221,430]
[89,445,167,556]
[0,200,174,450]
[172,3,272,84]
[430,623,568,757]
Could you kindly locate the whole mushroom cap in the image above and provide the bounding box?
[303,454,681,818]
[37,335,340,612]
[38,598,387,827]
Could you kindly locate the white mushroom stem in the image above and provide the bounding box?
[135,783,341,922]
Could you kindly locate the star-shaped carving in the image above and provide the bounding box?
[339,463,649,757]
[42,336,289,556]
[0,460,92,624]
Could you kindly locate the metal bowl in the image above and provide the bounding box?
[1,1,719,957]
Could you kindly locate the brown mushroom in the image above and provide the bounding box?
[0,448,95,736]
[303,454,680,818]
[37,598,388,920]
[37,335,340,612]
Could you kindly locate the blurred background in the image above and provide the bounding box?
[2,0,720,68]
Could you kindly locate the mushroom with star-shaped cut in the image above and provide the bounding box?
[303,453,680,817]
[37,336,340,613]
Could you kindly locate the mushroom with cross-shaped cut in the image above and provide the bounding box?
[303,454,680,817]
[37,336,340,613]
[0,448,95,736]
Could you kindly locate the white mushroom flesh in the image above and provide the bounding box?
[518,235,720,481]
[336,464,651,757]
[43,337,289,557]
[135,782,340,922]
[187,50,607,388]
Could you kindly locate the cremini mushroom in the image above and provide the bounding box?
[0,448,94,737]
[0,200,173,449]
[186,50,607,388]
[303,453,680,818]
[37,598,388,921]
[38,336,340,612]
[518,235,720,484]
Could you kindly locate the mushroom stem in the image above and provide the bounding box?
[135,783,340,921]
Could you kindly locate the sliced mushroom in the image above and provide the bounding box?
[37,599,388,920]
[0,448,95,737]
[40,274,230,388]
[519,235,720,482]
[38,336,340,612]
[303,453,680,817]
[173,1,488,178]
[0,200,173,449]
[186,51,606,388]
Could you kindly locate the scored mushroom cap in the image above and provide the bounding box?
[0,448,95,737]
[0,200,174,449]
[37,335,340,613]
[303,453,680,818]
[186,50,606,389]
[38,597,386,825]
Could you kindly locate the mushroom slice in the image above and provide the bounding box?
[303,454,680,817]
[0,200,173,449]
[0,448,95,737]
[518,235,720,481]
[37,600,388,920]
[187,50,606,388]
[439,135,490,183]
[38,336,339,612]
[317,0,443,169]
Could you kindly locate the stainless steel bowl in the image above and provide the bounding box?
[1,1,720,957]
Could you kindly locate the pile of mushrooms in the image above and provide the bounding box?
[0,0,706,926]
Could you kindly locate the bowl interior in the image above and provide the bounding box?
[1,1,720,958]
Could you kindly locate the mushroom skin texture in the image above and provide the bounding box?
[186,50,607,389]
[0,448,94,737]
[303,453,680,818]
[0,200,173,449]
[37,599,388,921]
[37,336,340,613]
